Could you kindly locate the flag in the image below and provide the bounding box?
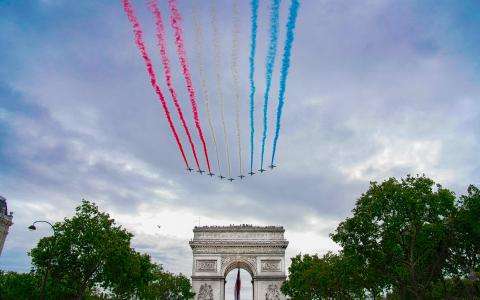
[234,268,241,300]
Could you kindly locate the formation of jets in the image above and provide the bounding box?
[186,164,277,182]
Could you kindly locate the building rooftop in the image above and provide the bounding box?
[193,224,285,233]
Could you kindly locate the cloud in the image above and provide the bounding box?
[0,0,479,276]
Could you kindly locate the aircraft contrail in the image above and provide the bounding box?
[259,0,281,171]
[191,2,222,177]
[168,0,211,174]
[121,0,189,169]
[148,0,201,171]
[231,0,244,177]
[248,0,259,175]
[211,0,232,179]
[271,0,300,166]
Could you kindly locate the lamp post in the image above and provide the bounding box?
[28,220,56,300]
[28,220,55,234]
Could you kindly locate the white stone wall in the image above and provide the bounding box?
[192,279,224,300]
[254,279,287,300]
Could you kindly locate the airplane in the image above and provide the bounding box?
[248,171,255,176]
[218,175,225,180]
[269,164,276,169]
[238,174,245,179]
[258,168,266,173]
[207,172,215,177]
[228,177,235,182]
[197,169,205,175]
[187,167,194,172]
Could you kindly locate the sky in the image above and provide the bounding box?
[1,0,479,297]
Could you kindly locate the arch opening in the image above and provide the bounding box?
[223,260,256,278]
[225,266,253,300]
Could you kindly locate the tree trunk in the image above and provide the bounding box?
[40,268,49,300]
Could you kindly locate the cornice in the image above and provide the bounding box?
[193,225,285,233]
[189,240,289,249]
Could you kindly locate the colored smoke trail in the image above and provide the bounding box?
[231,0,244,176]
[248,0,259,174]
[248,0,258,174]
[148,0,201,171]
[121,0,189,169]
[259,0,281,170]
[271,0,300,166]
[191,2,222,175]
[211,0,232,178]
[168,0,211,173]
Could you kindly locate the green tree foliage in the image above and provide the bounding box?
[7,199,196,300]
[137,264,195,299]
[29,200,138,299]
[450,185,480,276]
[0,271,83,300]
[281,252,363,299]
[331,175,456,298]
[282,175,480,299]
[0,271,39,299]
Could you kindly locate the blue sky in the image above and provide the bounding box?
[1,1,479,296]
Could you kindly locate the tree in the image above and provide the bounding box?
[331,175,457,298]
[137,264,195,299]
[281,252,363,299]
[0,271,39,300]
[0,271,77,300]
[28,200,195,299]
[29,200,135,299]
[450,185,480,276]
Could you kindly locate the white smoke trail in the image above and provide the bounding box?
[231,0,244,176]
[191,2,222,176]
[211,0,232,178]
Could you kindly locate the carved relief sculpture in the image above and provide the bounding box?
[261,260,281,272]
[221,256,257,273]
[198,283,213,300]
[265,284,280,300]
[196,260,217,272]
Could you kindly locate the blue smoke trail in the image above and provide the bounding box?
[248,0,259,174]
[259,0,281,171]
[270,0,299,166]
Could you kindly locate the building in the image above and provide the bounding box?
[190,224,289,300]
[0,195,13,256]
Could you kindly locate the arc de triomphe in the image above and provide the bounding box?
[190,225,289,300]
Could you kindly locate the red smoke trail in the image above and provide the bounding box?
[168,0,212,173]
[122,0,189,169]
[148,0,201,171]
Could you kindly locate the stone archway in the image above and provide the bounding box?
[190,225,288,300]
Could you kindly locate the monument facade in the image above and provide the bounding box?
[0,196,13,256]
[190,225,288,300]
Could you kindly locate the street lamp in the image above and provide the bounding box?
[28,220,56,300]
[28,220,55,234]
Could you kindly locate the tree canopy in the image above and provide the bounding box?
[1,200,194,300]
[282,175,480,299]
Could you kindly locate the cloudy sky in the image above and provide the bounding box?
[1,0,479,296]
